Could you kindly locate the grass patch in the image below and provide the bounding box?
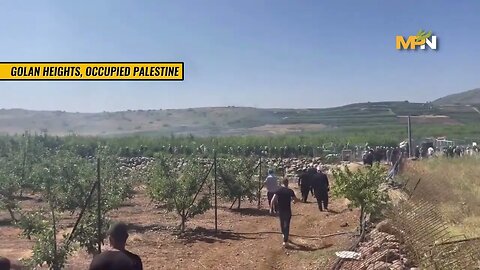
[400,157,480,237]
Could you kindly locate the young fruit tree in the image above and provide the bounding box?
[331,163,389,233]
[0,154,22,222]
[72,146,135,254]
[0,135,46,222]
[217,157,259,209]
[19,150,94,270]
[147,157,212,232]
[18,147,135,269]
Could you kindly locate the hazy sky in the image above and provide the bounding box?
[0,1,479,112]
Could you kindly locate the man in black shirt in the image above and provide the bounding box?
[107,222,143,270]
[271,178,300,247]
[89,250,134,270]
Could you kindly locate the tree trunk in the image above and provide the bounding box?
[237,196,241,209]
[359,205,365,235]
[230,198,237,209]
[51,207,61,270]
[180,216,186,233]
[7,206,17,222]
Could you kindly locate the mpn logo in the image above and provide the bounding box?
[396,30,437,50]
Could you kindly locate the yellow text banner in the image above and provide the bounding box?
[0,62,184,80]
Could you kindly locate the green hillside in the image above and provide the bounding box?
[433,88,480,105]
[0,101,479,138]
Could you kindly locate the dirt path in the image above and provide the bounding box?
[0,179,359,270]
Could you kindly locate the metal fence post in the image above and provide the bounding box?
[97,157,102,254]
[214,150,218,234]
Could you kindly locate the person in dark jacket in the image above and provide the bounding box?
[415,146,420,159]
[363,150,374,166]
[297,168,313,203]
[311,166,330,212]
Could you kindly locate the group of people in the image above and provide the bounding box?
[440,145,476,158]
[264,165,330,247]
[362,146,403,166]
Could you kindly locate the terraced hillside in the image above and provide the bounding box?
[0,101,479,137]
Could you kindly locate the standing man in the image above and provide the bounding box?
[270,178,300,247]
[386,147,392,165]
[363,149,374,166]
[107,222,143,270]
[264,169,279,213]
[297,168,312,203]
[311,166,330,212]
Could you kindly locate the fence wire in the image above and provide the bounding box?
[386,198,480,269]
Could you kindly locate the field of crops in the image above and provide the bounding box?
[2,129,479,269]
[1,133,367,269]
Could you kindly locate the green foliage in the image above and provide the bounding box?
[332,164,390,226]
[31,151,96,212]
[217,157,259,208]
[0,134,48,222]
[96,146,135,211]
[19,208,74,270]
[147,156,211,232]
[18,212,48,240]
[0,154,22,221]
[13,144,134,268]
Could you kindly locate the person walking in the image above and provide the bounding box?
[264,169,279,213]
[270,178,300,247]
[311,166,330,212]
[297,168,312,203]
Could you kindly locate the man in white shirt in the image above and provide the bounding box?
[428,147,434,157]
[264,169,279,213]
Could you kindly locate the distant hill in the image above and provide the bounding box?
[433,88,480,105]
[0,89,479,137]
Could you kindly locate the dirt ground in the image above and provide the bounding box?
[0,180,359,270]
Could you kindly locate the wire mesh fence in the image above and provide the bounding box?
[386,198,480,269]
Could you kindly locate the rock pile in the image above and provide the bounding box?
[264,157,335,176]
[348,219,414,270]
[119,157,154,171]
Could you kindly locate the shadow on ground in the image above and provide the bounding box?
[180,227,257,244]
[228,207,271,217]
[326,208,352,215]
[285,242,334,251]
[0,218,14,226]
[234,230,353,240]
[127,223,171,233]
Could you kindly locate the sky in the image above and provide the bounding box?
[0,0,479,112]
